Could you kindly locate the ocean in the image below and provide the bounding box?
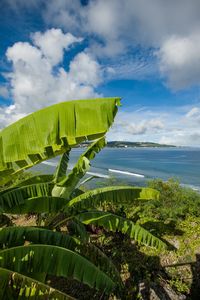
[35,147,200,191]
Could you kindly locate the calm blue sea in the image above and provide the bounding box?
[35,147,200,190]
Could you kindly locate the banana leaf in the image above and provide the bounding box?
[76,210,166,250]
[0,182,54,212]
[0,267,75,299]
[1,196,67,214]
[14,174,54,187]
[65,186,160,214]
[0,226,80,249]
[0,226,121,284]
[0,244,116,293]
[0,97,120,185]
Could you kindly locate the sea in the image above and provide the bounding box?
[33,147,200,191]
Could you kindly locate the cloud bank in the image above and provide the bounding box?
[44,0,200,89]
[1,28,102,126]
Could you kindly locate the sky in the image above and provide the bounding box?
[0,0,200,146]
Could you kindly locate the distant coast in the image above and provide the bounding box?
[79,141,176,148]
[106,141,176,148]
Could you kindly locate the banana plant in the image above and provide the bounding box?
[0,97,166,299]
[0,138,166,297]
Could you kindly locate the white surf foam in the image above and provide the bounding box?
[108,168,145,178]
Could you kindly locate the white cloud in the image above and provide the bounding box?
[157,33,200,89]
[1,28,102,127]
[33,29,82,66]
[44,0,200,48]
[69,52,102,87]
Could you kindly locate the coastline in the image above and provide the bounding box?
[31,145,200,192]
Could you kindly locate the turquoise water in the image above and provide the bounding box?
[36,147,200,190]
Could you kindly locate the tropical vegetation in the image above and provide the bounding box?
[0,97,166,299]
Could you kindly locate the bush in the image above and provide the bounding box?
[132,178,200,222]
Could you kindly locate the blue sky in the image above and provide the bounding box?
[1,0,200,145]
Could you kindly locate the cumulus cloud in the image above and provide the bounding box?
[1,28,102,127]
[69,52,102,87]
[33,29,83,66]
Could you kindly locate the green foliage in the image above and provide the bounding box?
[0,267,75,300]
[0,97,120,184]
[52,137,106,198]
[127,178,200,222]
[53,150,71,185]
[0,97,167,298]
[0,245,115,294]
[66,185,159,214]
[0,226,122,286]
[76,210,166,250]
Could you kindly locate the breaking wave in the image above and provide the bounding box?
[108,168,145,178]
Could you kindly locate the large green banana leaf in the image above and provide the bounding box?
[0,182,54,212]
[0,244,115,293]
[0,185,159,214]
[0,226,78,249]
[1,196,67,214]
[76,210,166,250]
[0,226,122,284]
[65,186,160,214]
[0,267,75,300]
[0,97,121,184]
